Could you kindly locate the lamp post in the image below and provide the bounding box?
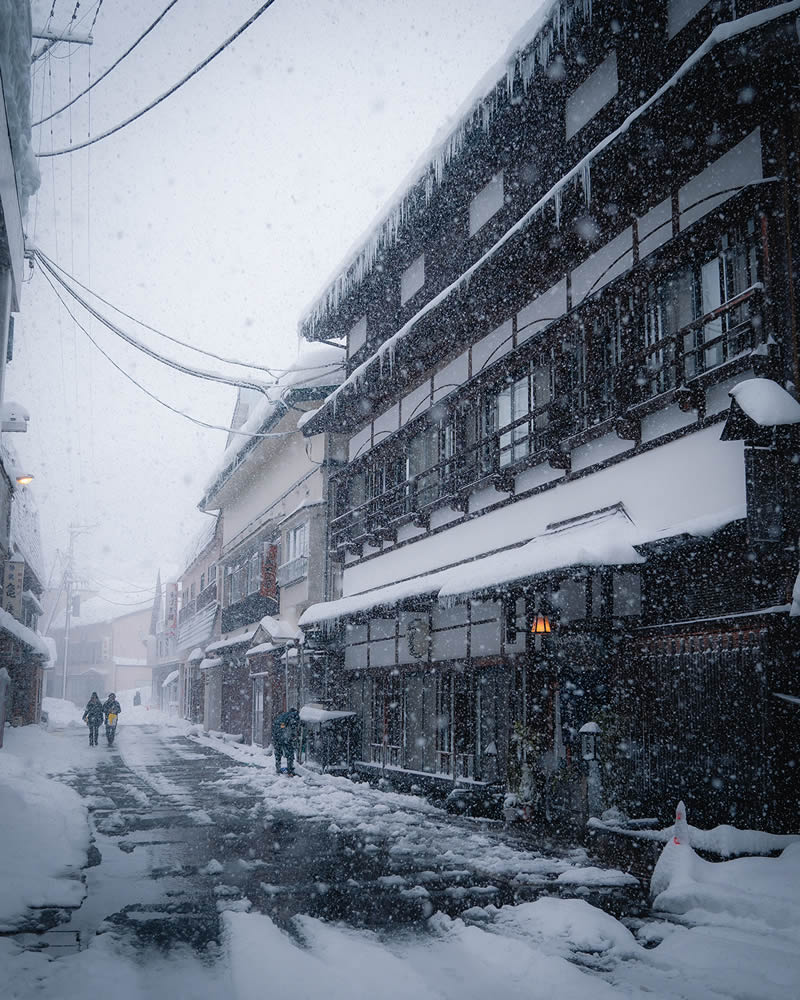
[579,721,603,818]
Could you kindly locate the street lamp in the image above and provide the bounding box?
[15,473,33,486]
[530,613,552,634]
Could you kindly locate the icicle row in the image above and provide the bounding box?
[303,0,595,335]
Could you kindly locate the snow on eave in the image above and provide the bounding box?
[729,378,800,426]
[0,607,50,659]
[298,0,587,337]
[200,344,345,506]
[313,1,799,418]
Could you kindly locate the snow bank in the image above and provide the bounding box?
[42,696,85,729]
[0,726,89,929]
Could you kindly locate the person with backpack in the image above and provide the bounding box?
[272,706,300,775]
[82,692,104,746]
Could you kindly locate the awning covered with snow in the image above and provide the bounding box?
[245,642,276,658]
[299,567,454,627]
[437,507,643,603]
[299,704,357,724]
[0,607,52,660]
[161,670,179,689]
[205,627,259,654]
[198,657,223,671]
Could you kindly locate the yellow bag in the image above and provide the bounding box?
[107,713,117,726]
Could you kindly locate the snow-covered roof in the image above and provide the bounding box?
[161,669,179,688]
[0,607,50,659]
[22,590,44,615]
[198,657,223,671]
[299,0,581,336]
[201,343,345,502]
[181,515,219,571]
[305,2,794,424]
[729,378,800,427]
[205,626,259,653]
[245,642,276,657]
[259,615,303,644]
[299,704,357,724]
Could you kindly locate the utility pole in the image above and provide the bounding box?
[60,524,93,700]
[31,28,93,64]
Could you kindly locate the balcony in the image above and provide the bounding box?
[276,555,309,587]
[221,591,278,634]
[178,581,217,625]
[330,283,764,558]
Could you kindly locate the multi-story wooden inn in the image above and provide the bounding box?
[299,0,800,830]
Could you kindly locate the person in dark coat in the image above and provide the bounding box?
[272,707,300,775]
[102,692,121,741]
[82,692,104,746]
[133,690,141,706]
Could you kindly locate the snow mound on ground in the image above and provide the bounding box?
[0,727,89,929]
[42,696,86,729]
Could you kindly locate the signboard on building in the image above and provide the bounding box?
[165,582,179,638]
[2,556,25,619]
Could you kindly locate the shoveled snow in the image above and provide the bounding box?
[0,725,89,929]
[730,377,800,426]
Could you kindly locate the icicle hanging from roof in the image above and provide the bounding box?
[300,0,594,338]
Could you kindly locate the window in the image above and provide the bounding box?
[347,315,367,358]
[668,0,710,39]
[435,673,452,774]
[400,253,425,305]
[469,172,504,237]
[565,51,618,141]
[200,573,205,592]
[247,551,261,594]
[407,421,441,508]
[642,217,761,387]
[494,359,553,467]
[208,563,216,584]
[286,522,308,562]
[189,582,196,602]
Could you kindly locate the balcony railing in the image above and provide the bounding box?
[276,555,309,587]
[178,581,217,624]
[330,285,764,557]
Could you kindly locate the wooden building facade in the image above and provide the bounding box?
[299,0,800,829]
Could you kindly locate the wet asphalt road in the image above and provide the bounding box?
[12,725,645,955]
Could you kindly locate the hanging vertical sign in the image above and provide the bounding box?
[2,557,25,619]
[165,582,179,638]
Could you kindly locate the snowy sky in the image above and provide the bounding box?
[11,0,539,601]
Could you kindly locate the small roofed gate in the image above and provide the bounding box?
[615,630,770,829]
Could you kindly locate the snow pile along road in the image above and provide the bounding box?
[0,725,89,929]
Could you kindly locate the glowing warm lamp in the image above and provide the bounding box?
[530,613,552,634]
[15,473,34,486]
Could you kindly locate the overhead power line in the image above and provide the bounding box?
[37,0,280,157]
[38,265,298,439]
[36,251,273,394]
[37,249,344,378]
[33,0,182,128]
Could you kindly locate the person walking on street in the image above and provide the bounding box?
[102,692,121,745]
[272,706,300,775]
[82,692,104,746]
